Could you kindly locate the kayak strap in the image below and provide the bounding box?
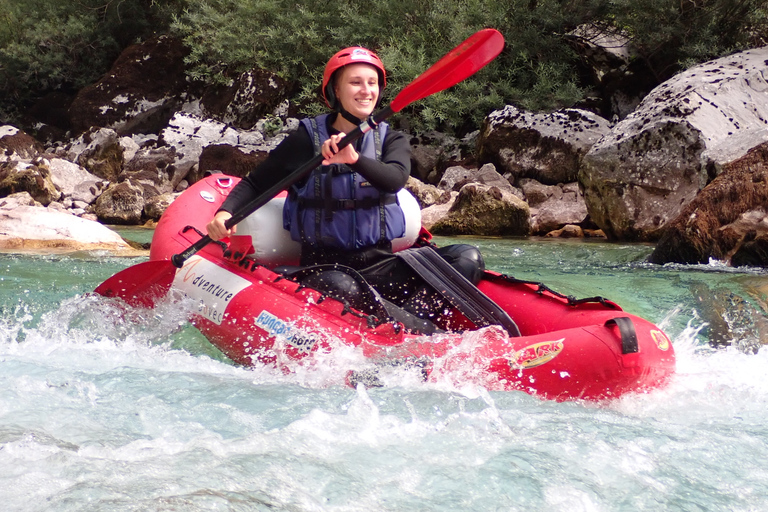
[275,263,443,335]
[488,273,621,309]
[395,247,521,337]
[606,317,639,354]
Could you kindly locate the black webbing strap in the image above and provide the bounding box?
[605,317,639,354]
[298,195,398,210]
[373,127,387,243]
[396,247,521,337]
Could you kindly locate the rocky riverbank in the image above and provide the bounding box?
[2,33,767,266]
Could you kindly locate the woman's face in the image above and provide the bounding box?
[334,63,380,119]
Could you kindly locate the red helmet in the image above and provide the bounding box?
[322,47,386,109]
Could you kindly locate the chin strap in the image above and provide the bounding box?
[338,107,363,127]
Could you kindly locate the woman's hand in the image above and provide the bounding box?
[206,210,236,241]
[321,133,359,165]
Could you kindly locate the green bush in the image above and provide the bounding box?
[0,0,182,123]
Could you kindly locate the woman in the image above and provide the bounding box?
[206,46,411,270]
[207,47,486,329]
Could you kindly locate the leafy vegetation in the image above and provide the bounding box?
[0,0,181,122]
[1,0,765,134]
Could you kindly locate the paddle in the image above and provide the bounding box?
[95,28,505,305]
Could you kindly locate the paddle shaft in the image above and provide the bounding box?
[170,106,394,267]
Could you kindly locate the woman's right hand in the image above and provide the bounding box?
[206,210,236,241]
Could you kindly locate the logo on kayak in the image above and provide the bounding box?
[200,190,215,203]
[255,310,317,354]
[651,330,670,351]
[509,339,564,369]
[173,256,251,324]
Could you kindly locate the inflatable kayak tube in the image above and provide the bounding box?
[149,174,676,401]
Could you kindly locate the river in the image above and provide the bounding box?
[1,233,767,511]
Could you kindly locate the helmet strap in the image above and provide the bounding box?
[338,107,363,126]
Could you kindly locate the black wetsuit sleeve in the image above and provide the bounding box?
[349,129,411,193]
[217,127,315,215]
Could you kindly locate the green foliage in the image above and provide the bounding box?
[608,0,768,81]
[0,0,183,123]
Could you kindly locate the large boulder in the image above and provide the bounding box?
[200,69,296,130]
[198,144,269,179]
[649,142,768,266]
[0,160,60,205]
[581,46,768,241]
[159,112,286,187]
[404,176,445,209]
[564,24,653,119]
[0,197,133,252]
[92,180,147,225]
[519,179,589,235]
[477,106,611,185]
[66,127,125,182]
[429,183,530,236]
[0,126,44,161]
[46,157,106,204]
[68,36,191,135]
[438,163,520,196]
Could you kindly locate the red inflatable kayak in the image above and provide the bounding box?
[141,174,675,401]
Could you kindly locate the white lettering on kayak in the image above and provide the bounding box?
[172,255,251,325]
[254,310,317,354]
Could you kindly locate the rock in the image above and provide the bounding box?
[731,233,768,268]
[545,225,584,238]
[438,165,474,191]
[46,157,106,204]
[0,160,60,205]
[198,144,269,179]
[429,183,530,236]
[0,203,132,253]
[200,68,295,130]
[438,163,518,194]
[649,141,768,265]
[159,112,280,187]
[581,46,768,241]
[408,131,468,183]
[92,180,146,224]
[144,192,178,221]
[0,126,44,161]
[520,179,589,234]
[420,191,458,230]
[123,146,177,186]
[0,192,40,208]
[405,176,444,209]
[564,23,651,119]
[478,106,611,185]
[409,143,440,182]
[66,127,125,182]
[68,35,192,135]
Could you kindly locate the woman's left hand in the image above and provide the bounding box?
[321,133,358,165]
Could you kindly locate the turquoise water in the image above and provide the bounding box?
[2,236,768,511]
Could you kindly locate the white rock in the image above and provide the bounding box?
[0,204,131,251]
[47,158,105,204]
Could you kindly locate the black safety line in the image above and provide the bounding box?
[396,247,521,337]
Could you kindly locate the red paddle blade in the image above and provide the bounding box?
[389,28,505,112]
[94,260,177,308]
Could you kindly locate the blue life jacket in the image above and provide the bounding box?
[282,114,406,250]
